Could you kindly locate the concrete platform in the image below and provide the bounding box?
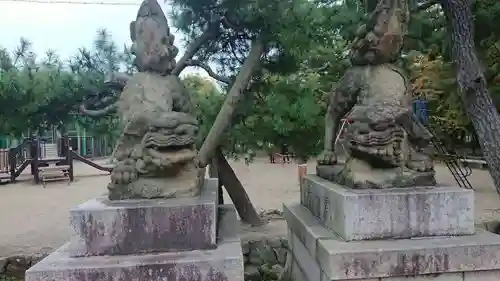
[69,179,218,257]
[284,203,500,281]
[26,205,243,281]
[301,175,475,241]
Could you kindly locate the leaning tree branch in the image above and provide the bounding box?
[411,0,438,13]
[79,103,117,117]
[216,147,263,226]
[221,12,245,31]
[186,59,232,84]
[197,37,265,167]
[172,23,221,76]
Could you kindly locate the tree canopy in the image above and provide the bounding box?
[0,29,132,139]
[2,0,500,159]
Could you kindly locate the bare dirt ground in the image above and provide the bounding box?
[0,158,499,257]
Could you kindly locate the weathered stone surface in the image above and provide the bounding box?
[316,160,436,189]
[290,232,322,281]
[79,0,204,200]
[291,260,308,281]
[217,204,240,244]
[0,257,7,274]
[464,270,500,281]
[246,240,279,265]
[316,0,436,189]
[69,178,218,257]
[322,274,379,281]
[349,0,409,64]
[26,204,243,281]
[301,175,474,241]
[332,277,379,281]
[129,0,178,74]
[284,201,500,280]
[283,203,333,258]
[241,237,289,280]
[107,74,202,200]
[317,229,500,280]
[383,273,463,281]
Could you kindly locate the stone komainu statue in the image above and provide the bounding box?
[316,0,436,189]
[81,0,202,200]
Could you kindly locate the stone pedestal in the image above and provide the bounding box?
[26,179,244,281]
[284,175,500,281]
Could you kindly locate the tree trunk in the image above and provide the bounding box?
[197,38,264,167]
[215,147,263,226]
[440,0,500,194]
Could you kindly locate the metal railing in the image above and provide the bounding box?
[413,101,474,189]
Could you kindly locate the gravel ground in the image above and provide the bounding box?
[0,158,498,257]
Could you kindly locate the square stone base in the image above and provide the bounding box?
[301,175,475,241]
[69,179,219,257]
[284,202,500,281]
[26,205,243,281]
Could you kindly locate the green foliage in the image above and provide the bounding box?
[0,38,82,136]
[0,275,21,281]
[184,66,329,160]
[170,0,357,158]
[0,29,130,140]
[183,74,224,148]
[6,0,500,157]
[253,70,326,161]
[409,54,471,145]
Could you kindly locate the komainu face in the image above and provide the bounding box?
[344,101,409,167]
[129,0,178,74]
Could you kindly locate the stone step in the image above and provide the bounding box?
[284,202,500,281]
[300,175,475,241]
[68,178,219,257]
[26,204,243,281]
[38,165,70,172]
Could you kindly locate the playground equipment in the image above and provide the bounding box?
[0,149,10,183]
[0,135,112,186]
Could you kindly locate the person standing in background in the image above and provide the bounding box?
[413,96,429,125]
[281,144,291,163]
[267,143,275,163]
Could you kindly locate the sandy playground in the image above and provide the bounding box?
[0,158,499,257]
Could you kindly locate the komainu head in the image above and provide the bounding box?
[129,0,178,74]
[349,0,409,65]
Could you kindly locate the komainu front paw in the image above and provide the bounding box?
[110,158,138,185]
[407,149,434,173]
[317,150,338,165]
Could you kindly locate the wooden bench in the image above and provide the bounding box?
[438,154,488,170]
[458,158,488,170]
[38,165,71,187]
[40,157,66,162]
[0,172,10,184]
[275,153,295,165]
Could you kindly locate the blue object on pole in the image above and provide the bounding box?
[412,98,428,125]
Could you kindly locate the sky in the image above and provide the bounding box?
[0,0,205,77]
